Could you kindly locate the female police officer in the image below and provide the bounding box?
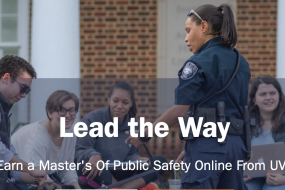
[127,4,251,190]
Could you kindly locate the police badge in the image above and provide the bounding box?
[181,62,198,80]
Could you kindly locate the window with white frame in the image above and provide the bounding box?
[0,0,29,58]
[0,0,19,56]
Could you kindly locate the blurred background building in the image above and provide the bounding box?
[0,0,284,184]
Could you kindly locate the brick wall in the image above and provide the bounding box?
[237,0,277,78]
[80,0,157,78]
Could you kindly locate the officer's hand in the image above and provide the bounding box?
[83,154,103,180]
[175,150,185,163]
[243,175,252,182]
[125,130,145,148]
[29,166,46,178]
[266,173,285,185]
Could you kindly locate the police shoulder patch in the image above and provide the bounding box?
[181,62,198,80]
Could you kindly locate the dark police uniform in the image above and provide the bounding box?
[175,37,250,189]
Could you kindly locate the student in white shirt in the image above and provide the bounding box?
[12,90,81,189]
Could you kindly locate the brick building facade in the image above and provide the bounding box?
[80,0,277,80]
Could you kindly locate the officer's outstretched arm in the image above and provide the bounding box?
[126,105,190,147]
[152,105,190,129]
[142,104,190,137]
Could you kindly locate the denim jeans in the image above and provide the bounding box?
[246,177,285,190]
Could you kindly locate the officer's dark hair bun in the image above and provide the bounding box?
[189,4,237,48]
[217,6,223,13]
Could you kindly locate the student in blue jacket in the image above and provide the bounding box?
[75,82,166,190]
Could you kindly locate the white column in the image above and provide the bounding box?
[31,0,80,78]
[277,0,285,78]
[30,0,80,122]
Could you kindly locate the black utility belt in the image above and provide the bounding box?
[181,118,244,137]
[179,107,246,141]
[194,107,244,136]
[180,117,245,141]
[194,118,245,136]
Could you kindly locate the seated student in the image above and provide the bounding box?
[75,82,166,190]
[11,90,81,189]
[245,75,285,190]
[0,55,46,190]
